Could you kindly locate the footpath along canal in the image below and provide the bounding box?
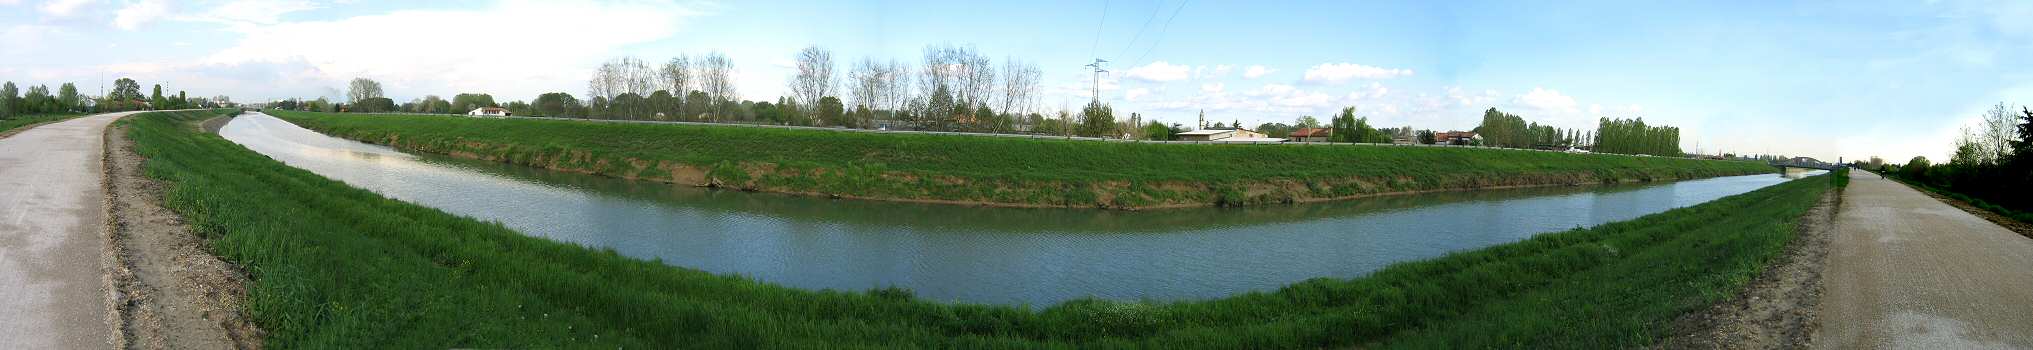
[220,112,1815,305]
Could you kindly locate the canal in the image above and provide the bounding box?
[220,112,1810,306]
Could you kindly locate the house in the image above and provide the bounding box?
[1176,127,1273,142]
[1433,131,1480,145]
[1288,128,1332,142]
[467,107,511,117]
[1176,129,1236,141]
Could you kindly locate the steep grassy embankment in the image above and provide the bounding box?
[268,111,1774,209]
[136,109,1826,348]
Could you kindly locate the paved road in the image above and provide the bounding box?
[1817,171,2033,349]
[0,112,136,349]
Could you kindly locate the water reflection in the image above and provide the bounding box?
[222,113,1804,305]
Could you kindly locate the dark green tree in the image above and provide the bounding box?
[1078,101,1115,137]
[532,92,582,117]
[817,96,846,127]
[450,93,498,113]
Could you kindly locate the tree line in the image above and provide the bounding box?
[313,44,1174,139]
[1592,117,1681,156]
[1,77,227,118]
[1877,102,2032,219]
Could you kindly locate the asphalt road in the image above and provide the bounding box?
[0,112,136,349]
[1817,171,2033,349]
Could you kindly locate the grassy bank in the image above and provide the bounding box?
[1883,171,2033,224]
[133,109,1827,348]
[0,113,86,135]
[267,110,1773,209]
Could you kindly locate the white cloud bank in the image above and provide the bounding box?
[201,0,700,101]
[1124,61,1193,82]
[1242,65,1274,79]
[1303,62,1413,82]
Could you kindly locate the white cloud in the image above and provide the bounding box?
[113,0,170,30]
[201,0,699,101]
[1192,64,1232,79]
[1514,87,1578,111]
[1124,61,1192,82]
[39,0,92,16]
[1125,88,1150,101]
[1303,62,1413,82]
[1200,83,1224,94]
[1242,65,1275,79]
[182,0,324,29]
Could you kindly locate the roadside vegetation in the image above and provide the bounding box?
[0,113,85,135]
[266,110,1772,209]
[136,109,1825,348]
[1870,103,2033,224]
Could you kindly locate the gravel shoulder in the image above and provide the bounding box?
[103,117,263,349]
[1657,181,1838,349]
[1814,171,2033,349]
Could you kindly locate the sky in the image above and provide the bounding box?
[3,0,2030,163]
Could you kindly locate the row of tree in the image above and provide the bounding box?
[1,78,226,118]
[1592,117,1682,156]
[1472,108,1595,149]
[1878,103,2032,213]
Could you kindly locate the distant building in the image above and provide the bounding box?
[1177,127,1273,142]
[1288,128,1332,142]
[468,107,511,117]
[1434,131,1480,145]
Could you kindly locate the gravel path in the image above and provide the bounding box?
[1815,171,2033,349]
[0,112,139,349]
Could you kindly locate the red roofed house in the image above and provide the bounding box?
[1288,128,1332,142]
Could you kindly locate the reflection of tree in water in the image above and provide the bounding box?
[417,152,1678,234]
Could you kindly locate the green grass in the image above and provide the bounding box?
[132,109,1830,348]
[267,110,1774,208]
[1883,172,2033,224]
[0,113,88,134]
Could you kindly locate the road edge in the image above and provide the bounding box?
[1656,180,1839,348]
[100,112,264,349]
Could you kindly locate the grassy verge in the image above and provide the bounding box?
[0,113,88,135]
[267,110,1773,209]
[137,109,1826,348]
[1883,172,2033,224]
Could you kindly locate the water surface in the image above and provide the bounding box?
[222,112,1804,305]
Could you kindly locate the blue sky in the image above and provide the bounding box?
[3,0,2030,162]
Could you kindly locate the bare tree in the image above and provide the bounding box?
[789,46,836,112]
[697,52,737,119]
[1980,102,2021,164]
[661,55,692,97]
[959,52,994,108]
[589,57,656,100]
[588,61,618,100]
[999,58,1040,117]
[919,45,956,102]
[346,78,383,104]
[882,59,913,116]
[848,58,882,110]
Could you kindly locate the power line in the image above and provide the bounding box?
[1138,0,1187,64]
[1090,0,1110,58]
[1116,0,1167,60]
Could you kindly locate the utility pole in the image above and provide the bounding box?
[1084,59,1108,104]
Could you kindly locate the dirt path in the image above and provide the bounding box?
[1659,185,1838,349]
[1815,171,2033,349]
[103,119,263,349]
[0,112,135,348]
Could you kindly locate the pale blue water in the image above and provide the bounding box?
[222,112,1807,306]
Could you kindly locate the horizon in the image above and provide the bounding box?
[4,0,2031,163]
